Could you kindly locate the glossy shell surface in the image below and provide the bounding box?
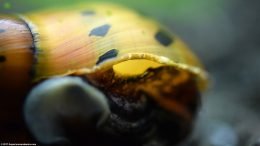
[0,3,209,145]
[19,3,207,90]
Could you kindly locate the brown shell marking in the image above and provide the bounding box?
[0,55,6,62]
[0,16,34,96]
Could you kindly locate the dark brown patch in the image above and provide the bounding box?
[0,56,6,62]
[96,49,118,64]
[155,30,173,46]
[89,24,111,37]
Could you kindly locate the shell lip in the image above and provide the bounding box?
[32,52,208,91]
[75,53,208,91]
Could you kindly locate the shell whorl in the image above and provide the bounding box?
[0,15,34,95]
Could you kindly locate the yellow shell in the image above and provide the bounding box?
[20,3,208,91]
[0,3,209,144]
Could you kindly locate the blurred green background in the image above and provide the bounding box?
[0,0,222,19]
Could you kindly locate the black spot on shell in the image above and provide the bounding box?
[0,55,6,62]
[0,29,5,33]
[96,49,118,65]
[155,30,173,46]
[89,24,111,37]
[81,10,96,16]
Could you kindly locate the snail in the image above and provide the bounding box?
[0,3,208,146]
